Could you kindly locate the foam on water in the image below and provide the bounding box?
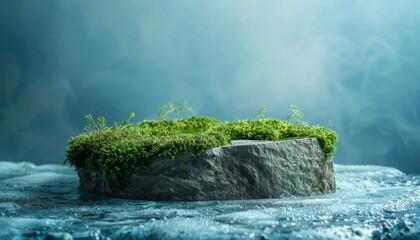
[0,161,419,239]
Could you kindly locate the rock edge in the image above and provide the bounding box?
[78,137,336,201]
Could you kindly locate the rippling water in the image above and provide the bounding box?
[0,162,419,240]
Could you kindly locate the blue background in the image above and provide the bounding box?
[1,1,419,173]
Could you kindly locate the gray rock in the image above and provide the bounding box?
[78,138,336,201]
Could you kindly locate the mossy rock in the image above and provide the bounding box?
[78,138,336,201]
[66,117,338,191]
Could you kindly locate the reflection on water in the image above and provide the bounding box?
[0,162,419,239]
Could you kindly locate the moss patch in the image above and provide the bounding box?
[66,114,338,189]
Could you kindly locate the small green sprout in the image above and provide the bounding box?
[256,107,267,120]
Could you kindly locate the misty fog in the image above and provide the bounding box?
[1,1,419,173]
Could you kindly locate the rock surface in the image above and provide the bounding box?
[78,138,336,201]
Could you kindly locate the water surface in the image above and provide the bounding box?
[0,162,419,239]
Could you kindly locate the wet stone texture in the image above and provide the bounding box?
[78,138,336,201]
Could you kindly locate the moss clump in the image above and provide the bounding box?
[212,118,338,158]
[65,107,338,189]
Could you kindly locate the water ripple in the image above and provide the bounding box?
[0,162,419,239]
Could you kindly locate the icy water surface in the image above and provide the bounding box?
[0,162,419,240]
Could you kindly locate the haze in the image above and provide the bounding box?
[1,1,419,174]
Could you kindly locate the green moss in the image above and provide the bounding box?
[65,110,338,189]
